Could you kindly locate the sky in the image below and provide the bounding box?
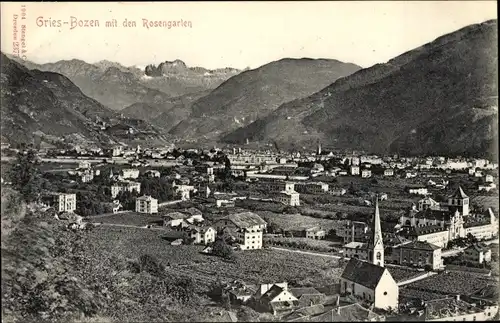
[1,1,497,70]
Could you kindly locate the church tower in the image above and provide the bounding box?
[447,185,469,216]
[369,197,385,267]
[317,141,322,155]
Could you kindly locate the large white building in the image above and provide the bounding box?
[120,168,140,179]
[275,190,300,206]
[215,212,267,250]
[43,193,77,213]
[111,181,141,198]
[294,182,329,194]
[135,195,158,214]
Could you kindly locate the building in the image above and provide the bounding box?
[369,198,385,267]
[417,197,441,211]
[479,183,496,192]
[350,166,360,176]
[391,241,442,270]
[341,199,385,265]
[188,226,216,245]
[214,212,267,250]
[485,174,494,183]
[111,146,123,157]
[43,193,77,213]
[361,169,372,178]
[311,163,324,174]
[260,181,295,193]
[111,181,141,198]
[464,243,492,265]
[446,186,470,216]
[145,170,161,178]
[173,183,196,201]
[135,195,158,214]
[275,190,300,206]
[327,186,346,196]
[384,169,394,177]
[417,296,499,321]
[338,220,369,244]
[294,182,329,194]
[305,227,326,240]
[401,225,452,249]
[343,242,369,260]
[339,258,399,311]
[120,168,140,179]
[408,187,429,196]
[163,212,190,228]
[255,282,299,316]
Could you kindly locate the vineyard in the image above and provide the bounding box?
[82,226,344,292]
[404,271,497,296]
[93,212,163,226]
[386,266,426,283]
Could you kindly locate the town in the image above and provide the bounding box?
[1,141,498,322]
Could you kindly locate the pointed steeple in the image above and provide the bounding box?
[373,197,383,247]
[370,196,385,267]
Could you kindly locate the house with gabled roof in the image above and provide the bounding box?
[391,240,442,270]
[214,212,267,250]
[288,287,326,308]
[255,283,299,316]
[340,258,398,311]
[464,243,492,265]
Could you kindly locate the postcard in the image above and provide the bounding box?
[1,2,498,323]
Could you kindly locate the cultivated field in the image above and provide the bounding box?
[82,226,344,291]
[91,212,164,226]
[256,211,340,231]
[404,271,497,296]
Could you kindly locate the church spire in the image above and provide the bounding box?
[370,196,385,267]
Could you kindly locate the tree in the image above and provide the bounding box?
[267,221,281,234]
[212,236,235,260]
[9,150,43,203]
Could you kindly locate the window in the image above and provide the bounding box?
[376,252,381,260]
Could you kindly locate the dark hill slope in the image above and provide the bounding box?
[169,58,361,141]
[223,20,498,158]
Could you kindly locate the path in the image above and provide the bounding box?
[270,246,343,259]
[89,222,168,231]
[84,210,132,220]
[159,200,183,207]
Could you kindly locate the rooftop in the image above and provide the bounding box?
[465,243,491,253]
[449,186,469,199]
[343,242,368,249]
[340,258,387,289]
[223,211,267,229]
[398,240,441,251]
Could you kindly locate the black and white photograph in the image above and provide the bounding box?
[0,1,498,322]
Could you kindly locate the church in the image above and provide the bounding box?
[399,186,498,248]
[340,198,399,311]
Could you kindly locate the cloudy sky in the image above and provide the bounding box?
[1,1,497,69]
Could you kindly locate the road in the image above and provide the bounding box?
[159,200,183,207]
[270,247,343,259]
[84,210,132,220]
[88,222,168,231]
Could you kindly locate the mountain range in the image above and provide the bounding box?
[169,58,362,142]
[222,19,498,158]
[0,53,168,148]
[12,57,241,112]
[2,19,497,157]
